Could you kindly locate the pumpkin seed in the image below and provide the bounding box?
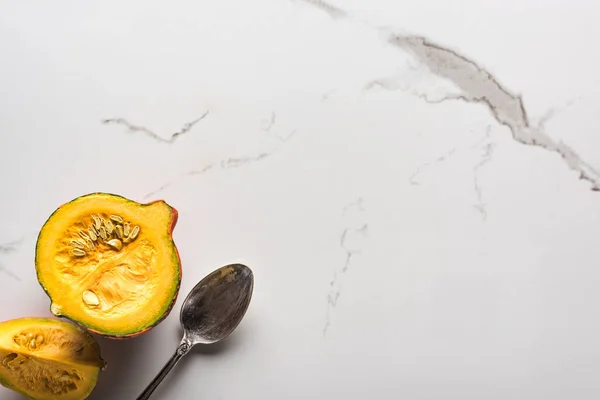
[110,215,124,224]
[79,231,90,241]
[72,248,86,257]
[88,228,97,241]
[107,239,123,251]
[105,220,114,235]
[87,240,95,250]
[15,335,27,346]
[115,225,124,239]
[82,290,100,307]
[98,226,107,240]
[129,226,140,240]
[71,240,85,249]
[123,223,130,237]
[92,215,101,230]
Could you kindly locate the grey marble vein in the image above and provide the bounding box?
[143,152,275,200]
[221,153,271,169]
[293,0,600,192]
[0,240,21,254]
[0,265,20,281]
[262,112,276,132]
[296,0,347,19]
[472,129,495,221]
[186,164,216,177]
[143,181,177,201]
[102,110,210,144]
[0,239,23,281]
[324,198,368,337]
[339,224,368,273]
[384,34,600,191]
[409,148,457,185]
[407,129,497,218]
[143,127,295,200]
[143,164,217,200]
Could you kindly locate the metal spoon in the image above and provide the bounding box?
[136,263,254,400]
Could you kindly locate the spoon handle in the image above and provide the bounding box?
[136,340,192,400]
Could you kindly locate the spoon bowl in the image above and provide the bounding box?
[136,263,254,400]
[181,263,254,344]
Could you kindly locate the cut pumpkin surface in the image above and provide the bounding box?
[35,193,182,338]
[0,317,105,400]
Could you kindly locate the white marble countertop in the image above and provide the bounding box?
[2,1,600,399]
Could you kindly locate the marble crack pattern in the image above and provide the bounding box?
[262,112,276,132]
[324,198,368,337]
[143,165,218,200]
[0,265,20,281]
[220,153,271,168]
[296,0,347,19]
[143,115,296,200]
[384,34,600,191]
[472,129,495,220]
[143,150,288,200]
[294,0,600,192]
[408,128,496,219]
[0,239,23,281]
[102,110,210,144]
[409,148,457,185]
[339,224,368,273]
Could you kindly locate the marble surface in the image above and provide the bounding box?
[2,1,600,399]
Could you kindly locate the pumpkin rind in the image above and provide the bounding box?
[34,193,182,338]
[0,317,105,400]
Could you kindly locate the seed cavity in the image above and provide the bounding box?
[110,215,124,224]
[72,248,86,257]
[1,347,84,394]
[13,331,48,351]
[82,290,100,307]
[129,226,140,241]
[107,239,123,251]
[115,225,124,239]
[71,213,139,257]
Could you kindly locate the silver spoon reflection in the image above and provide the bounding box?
[136,263,254,400]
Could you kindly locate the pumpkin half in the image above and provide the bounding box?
[35,192,182,339]
[0,317,105,400]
